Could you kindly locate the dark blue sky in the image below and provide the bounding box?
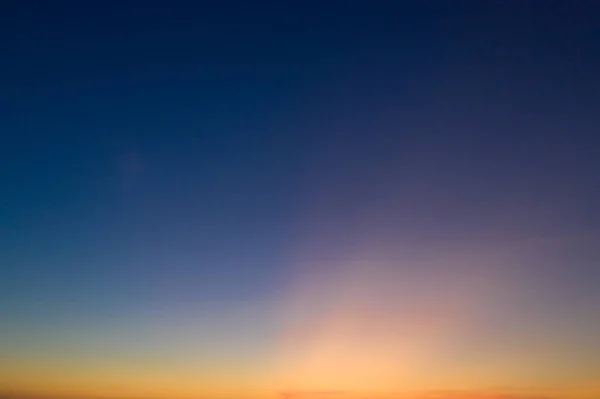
[2,1,599,303]
[1,4,600,393]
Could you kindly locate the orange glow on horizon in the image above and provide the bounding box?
[3,243,599,399]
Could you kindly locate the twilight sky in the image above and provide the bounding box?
[1,2,600,399]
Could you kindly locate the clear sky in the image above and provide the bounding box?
[1,2,600,399]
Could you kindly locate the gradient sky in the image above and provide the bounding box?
[1,2,600,399]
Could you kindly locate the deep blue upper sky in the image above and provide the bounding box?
[1,1,600,326]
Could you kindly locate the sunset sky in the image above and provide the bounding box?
[1,2,600,399]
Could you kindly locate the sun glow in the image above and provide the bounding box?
[268,239,569,397]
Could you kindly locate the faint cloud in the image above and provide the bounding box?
[280,391,349,399]
[417,389,556,399]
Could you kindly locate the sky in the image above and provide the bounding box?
[1,1,600,399]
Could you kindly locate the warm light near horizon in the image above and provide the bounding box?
[2,243,600,399]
